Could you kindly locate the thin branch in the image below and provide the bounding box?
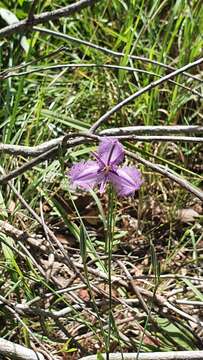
[0,145,60,182]
[79,351,203,360]
[0,0,99,38]
[90,57,203,133]
[0,126,203,161]
[174,300,203,306]
[131,274,203,282]
[126,150,203,201]
[0,46,67,78]
[0,137,63,156]
[117,260,150,317]
[33,27,202,83]
[0,338,45,360]
[1,63,201,98]
[0,134,93,182]
[100,125,203,135]
[0,63,157,80]
[106,135,203,142]
[15,302,83,319]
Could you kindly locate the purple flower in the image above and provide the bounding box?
[69,138,143,196]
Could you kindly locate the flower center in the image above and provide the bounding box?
[103,165,112,175]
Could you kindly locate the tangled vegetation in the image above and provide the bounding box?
[0,1,203,359]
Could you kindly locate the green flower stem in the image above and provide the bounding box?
[106,185,116,359]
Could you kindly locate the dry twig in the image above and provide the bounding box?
[0,129,203,157]
[1,63,202,98]
[0,0,99,38]
[90,58,203,133]
[79,351,203,360]
[0,338,45,360]
[100,126,203,136]
[33,26,202,83]
[126,150,203,201]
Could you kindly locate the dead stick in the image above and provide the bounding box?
[0,338,45,360]
[100,125,203,136]
[33,26,201,83]
[90,58,203,133]
[0,0,99,38]
[126,150,203,201]
[79,351,203,360]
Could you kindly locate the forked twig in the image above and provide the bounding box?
[0,0,99,38]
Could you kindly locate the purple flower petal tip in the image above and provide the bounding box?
[69,160,101,189]
[110,166,143,197]
[98,137,124,166]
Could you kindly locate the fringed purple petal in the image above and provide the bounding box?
[109,166,143,196]
[97,137,124,166]
[69,160,103,189]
